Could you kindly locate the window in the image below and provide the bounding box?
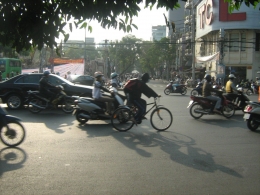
[230,33,239,52]
[48,76,62,85]
[256,33,260,51]
[16,75,41,84]
[241,33,246,51]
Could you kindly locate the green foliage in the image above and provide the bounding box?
[226,0,260,12]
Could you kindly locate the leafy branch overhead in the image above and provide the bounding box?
[0,0,258,52]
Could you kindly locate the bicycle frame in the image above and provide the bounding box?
[144,98,163,116]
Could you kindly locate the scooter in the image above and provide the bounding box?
[164,81,187,95]
[0,106,26,147]
[72,87,126,124]
[26,85,75,114]
[190,82,203,96]
[187,91,235,119]
[243,101,260,131]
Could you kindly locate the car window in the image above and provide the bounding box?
[15,75,41,84]
[48,76,63,85]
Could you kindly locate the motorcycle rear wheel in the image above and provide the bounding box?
[76,110,89,124]
[246,89,252,96]
[164,88,171,95]
[0,121,26,147]
[190,89,199,96]
[28,99,43,113]
[222,103,235,118]
[190,103,204,119]
[247,118,259,131]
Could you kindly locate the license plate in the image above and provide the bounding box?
[243,113,250,120]
[187,100,193,108]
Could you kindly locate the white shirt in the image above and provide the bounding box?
[92,81,102,99]
[67,74,72,82]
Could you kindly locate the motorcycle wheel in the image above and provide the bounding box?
[190,103,203,119]
[222,103,235,118]
[61,99,74,114]
[76,110,89,124]
[181,88,187,95]
[247,118,259,131]
[190,89,199,96]
[164,88,171,95]
[246,89,252,96]
[0,121,26,147]
[28,99,42,113]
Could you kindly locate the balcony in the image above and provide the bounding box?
[184,0,192,9]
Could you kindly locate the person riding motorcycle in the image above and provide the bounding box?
[225,74,238,100]
[124,73,160,124]
[202,74,222,114]
[110,72,120,88]
[92,71,114,115]
[172,75,181,91]
[39,70,60,107]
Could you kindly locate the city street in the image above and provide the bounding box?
[1,80,260,195]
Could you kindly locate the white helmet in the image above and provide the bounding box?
[94,71,103,78]
[111,72,118,79]
[228,74,236,79]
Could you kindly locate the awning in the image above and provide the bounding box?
[196,52,219,63]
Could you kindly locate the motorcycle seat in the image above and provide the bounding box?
[192,96,217,102]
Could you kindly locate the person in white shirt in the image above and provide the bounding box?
[92,71,114,114]
[67,71,72,82]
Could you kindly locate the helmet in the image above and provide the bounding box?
[43,70,50,76]
[141,73,150,83]
[228,74,236,79]
[94,71,103,78]
[111,72,118,79]
[204,74,211,82]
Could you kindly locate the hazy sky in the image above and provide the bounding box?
[60,3,167,43]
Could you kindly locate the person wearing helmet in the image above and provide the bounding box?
[124,73,160,124]
[172,75,181,91]
[110,72,119,88]
[225,74,237,94]
[202,74,222,114]
[92,71,114,115]
[39,70,59,107]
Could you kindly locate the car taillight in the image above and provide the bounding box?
[244,105,253,112]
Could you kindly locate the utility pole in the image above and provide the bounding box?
[191,0,196,86]
[84,28,86,75]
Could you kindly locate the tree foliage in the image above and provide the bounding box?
[0,0,180,53]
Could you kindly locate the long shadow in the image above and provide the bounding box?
[0,147,27,177]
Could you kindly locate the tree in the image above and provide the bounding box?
[0,0,180,53]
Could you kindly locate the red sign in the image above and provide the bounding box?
[49,58,84,64]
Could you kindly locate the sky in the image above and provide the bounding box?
[60,3,168,44]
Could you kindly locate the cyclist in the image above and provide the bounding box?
[202,74,222,114]
[39,70,59,107]
[92,71,114,115]
[124,73,160,124]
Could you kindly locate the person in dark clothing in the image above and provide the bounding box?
[39,70,59,106]
[124,73,160,124]
[202,74,222,114]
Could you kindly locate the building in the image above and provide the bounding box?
[62,37,95,51]
[152,25,166,41]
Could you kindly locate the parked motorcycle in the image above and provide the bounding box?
[190,82,203,96]
[26,85,75,114]
[0,106,26,147]
[73,87,126,124]
[243,101,260,131]
[187,91,235,119]
[164,81,187,95]
[224,88,250,112]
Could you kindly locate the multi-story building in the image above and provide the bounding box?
[152,25,166,41]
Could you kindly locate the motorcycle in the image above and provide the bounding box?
[0,106,26,147]
[243,101,260,131]
[187,91,235,119]
[26,85,75,114]
[72,87,126,124]
[164,81,187,95]
[224,88,250,112]
[190,82,203,96]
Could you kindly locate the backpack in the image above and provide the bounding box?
[123,79,139,93]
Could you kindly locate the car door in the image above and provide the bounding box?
[15,74,41,97]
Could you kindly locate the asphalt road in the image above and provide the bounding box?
[1,80,260,195]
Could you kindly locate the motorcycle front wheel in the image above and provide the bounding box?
[247,118,259,131]
[181,88,187,95]
[190,89,199,96]
[164,88,171,95]
[222,103,235,118]
[246,89,253,96]
[0,121,26,147]
[190,103,204,119]
[28,98,43,113]
[61,99,74,114]
[75,110,89,124]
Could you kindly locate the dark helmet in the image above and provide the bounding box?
[141,73,150,83]
[43,70,50,76]
[204,74,211,82]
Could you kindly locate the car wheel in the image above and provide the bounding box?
[6,94,22,109]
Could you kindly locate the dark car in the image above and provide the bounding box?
[0,73,93,109]
[70,75,94,86]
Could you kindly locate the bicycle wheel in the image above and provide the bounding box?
[150,107,173,131]
[111,108,134,132]
[0,121,26,147]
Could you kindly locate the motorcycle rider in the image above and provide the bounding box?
[124,73,160,124]
[172,75,181,91]
[92,71,114,115]
[202,74,222,114]
[39,70,60,107]
[110,72,120,88]
[225,74,238,101]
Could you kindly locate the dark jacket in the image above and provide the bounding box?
[202,81,218,97]
[39,76,56,93]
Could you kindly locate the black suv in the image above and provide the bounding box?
[0,73,93,109]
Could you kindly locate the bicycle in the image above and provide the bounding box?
[111,97,173,132]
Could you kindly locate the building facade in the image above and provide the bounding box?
[152,25,167,41]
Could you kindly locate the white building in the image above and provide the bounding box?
[152,25,166,41]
